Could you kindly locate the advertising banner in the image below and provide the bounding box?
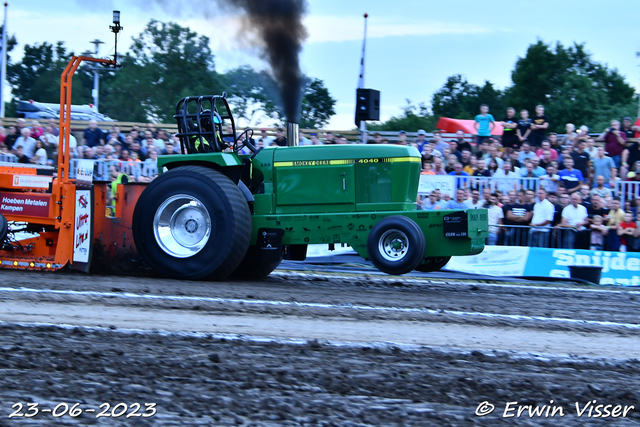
[73,189,91,263]
[0,193,50,217]
[418,175,456,196]
[446,246,640,286]
[12,175,52,189]
[76,159,94,188]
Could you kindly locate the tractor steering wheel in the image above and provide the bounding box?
[234,128,258,155]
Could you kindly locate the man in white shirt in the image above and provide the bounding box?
[14,128,37,158]
[529,188,555,247]
[464,188,484,209]
[560,193,589,249]
[486,194,503,245]
[492,161,518,193]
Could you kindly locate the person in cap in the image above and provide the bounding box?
[396,130,407,145]
[415,129,428,152]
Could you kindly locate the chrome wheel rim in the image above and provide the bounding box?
[153,195,211,258]
[378,229,409,262]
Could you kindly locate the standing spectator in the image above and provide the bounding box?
[539,150,554,170]
[591,176,613,198]
[369,132,382,144]
[4,126,18,150]
[463,155,477,175]
[548,133,561,152]
[558,157,584,194]
[414,130,428,152]
[536,140,558,160]
[570,140,591,183]
[82,120,105,148]
[560,193,589,249]
[473,159,491,177]
[39,125,58,161]
[473,104,495,145]
[621,137,640,179]
[460,149,472,168]
[486,193,504,245]
[585,138,598,159]
[486,145,504,168]
[396,130,408,145]
[579,185,592,210]
[14,145,30,163]
[47,118,59,136]
[445,188,468,209]
[592,148,616,188]
[517,143,536,163]
[454,130,472,152]
[588,194,609,222]
[621,117,639,138]
[433,157,447,175]
[597,120,627,168]
[553,194,570,226]
[474,139,490,160]
[589,216,607,251]
[309,133,323,145]
[540,165,560,194]
[503,190,533,245]
[500,107,519,154]
[29,120,44,140]
[465,189,483,209]
[421,191,443,210]
[530,157,546,176]
[618,211,638,252]
[259,129,274,145]
[31,140,48,166]
[432,131,448,153]
[14,128,37,158]
[493,161,518,194]
[272,128,287,146]
[560,123,576,147]
[529,105,549,147]
[607,198,626,251]
[516,109,532,144]
[529,188,555,247]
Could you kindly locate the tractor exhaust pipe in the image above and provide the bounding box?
[287,122,299,147]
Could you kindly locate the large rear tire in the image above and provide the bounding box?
[367,216,425,275]
[415,256,451,273]
[132,166,251,281]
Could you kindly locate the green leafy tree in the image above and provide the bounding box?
[505,40,635,131]
[368,100,437,132]
[101,20,224,123]
[431,74,503,119]
[299,79,336,129]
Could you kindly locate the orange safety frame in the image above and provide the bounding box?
[0,56,115,271]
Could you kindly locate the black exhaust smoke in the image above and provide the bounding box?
[138,0,308,123]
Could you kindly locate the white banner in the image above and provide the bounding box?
[418,175,456,196]
[445,246,530,277]
[76,159,94,188]
[73,189,91,263]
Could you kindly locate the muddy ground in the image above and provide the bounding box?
[0,270,638,426]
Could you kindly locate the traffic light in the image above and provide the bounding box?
[355,88,380,127]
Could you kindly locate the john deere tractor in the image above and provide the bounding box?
[131,94,488,280]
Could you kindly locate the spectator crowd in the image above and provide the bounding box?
[409,104,640,252]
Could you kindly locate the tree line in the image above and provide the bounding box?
[370,40,638,134]
[4,20,336,129]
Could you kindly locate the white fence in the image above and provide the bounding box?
[420,175,636,202]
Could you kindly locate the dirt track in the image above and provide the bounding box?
[0,269,639,426]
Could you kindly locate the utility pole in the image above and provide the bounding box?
[358,13,368,143]
[89,39,104,111]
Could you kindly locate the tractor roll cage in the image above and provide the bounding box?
[174,95,237,154]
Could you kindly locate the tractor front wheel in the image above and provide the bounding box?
[132,166,251,281]
[367,216,425,275]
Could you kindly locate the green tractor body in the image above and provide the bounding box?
[133,95,489,280]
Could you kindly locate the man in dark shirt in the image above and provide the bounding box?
[473,159,491,177]
[529,105,549,147]
[3,126,18,150]
[622,141,640,177]
[621,117,638,138]
[503,193,533,246]
[516,109,532,144]
[82,120,105,148]
[500,107,519,153]
[271,128,287,146]
[454,130,472,152]
[588,195,608,221]
[570,140,591,183]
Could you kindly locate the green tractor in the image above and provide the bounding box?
[132,94,489,280]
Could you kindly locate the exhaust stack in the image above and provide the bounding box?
[287,122,299,147]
